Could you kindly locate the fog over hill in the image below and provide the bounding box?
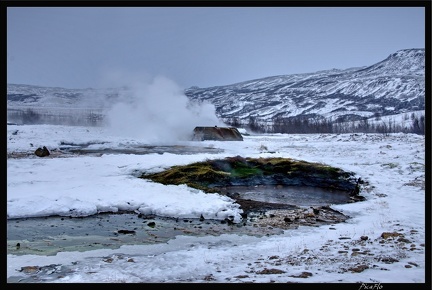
[7,48,425,134]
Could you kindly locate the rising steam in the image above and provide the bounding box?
[104,75,225,143]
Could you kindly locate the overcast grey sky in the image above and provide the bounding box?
[7,6,426,89]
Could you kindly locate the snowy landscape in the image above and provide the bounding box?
[7,123,426,283]
[6,5,428,284]
[6,47,427,284]
[6,46,428,284]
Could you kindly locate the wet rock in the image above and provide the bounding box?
[244,205,348,230]
[222,218,235,225]
[103,257,114,263]
[117,229,136,234]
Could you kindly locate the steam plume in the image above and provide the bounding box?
[105,75,225,143]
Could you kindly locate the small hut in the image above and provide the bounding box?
[192,126,243,141]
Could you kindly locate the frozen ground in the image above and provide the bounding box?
[6,124,427,284]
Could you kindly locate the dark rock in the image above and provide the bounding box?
[19,266,40,274]
[381,232,403,239]
[35,146,50,157]
[117,229,136,234]
[234,275,249,279]
[192,126,243,141]
[224,217,235,225]
[256,268,286,274]
[378,256,399,264]
[290,271,313,278]
[348,265,368,273]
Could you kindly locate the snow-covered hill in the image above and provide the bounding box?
[185,48,425,124]
[7,48,425,130]
[6,84,119,110]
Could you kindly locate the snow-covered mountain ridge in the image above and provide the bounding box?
[7,84,118,110]
[185,48,425,124]
[7,48,425,127]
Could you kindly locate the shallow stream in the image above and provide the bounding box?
[7,185,351,257]
[219,185,351,206]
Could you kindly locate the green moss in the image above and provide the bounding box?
[141,161,230,191]
[231,166,263,178]
[140,156,356,193]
